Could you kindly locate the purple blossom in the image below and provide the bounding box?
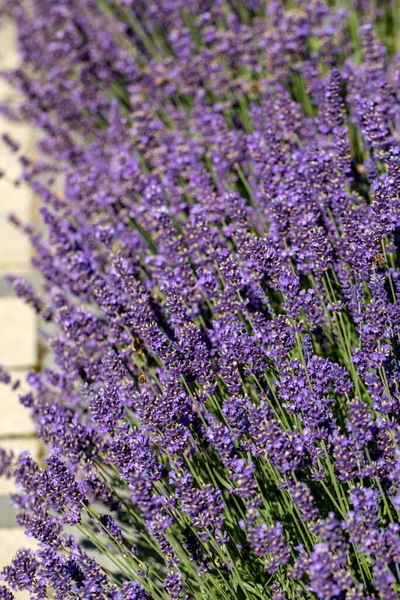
[1,2,400,599]
[1,549,38,592]
[0,587,14,600]
[98,514,123,544]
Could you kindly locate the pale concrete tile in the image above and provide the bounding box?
[0,170,32,210]
[0,370,34,436]
[0,495,18,527]
[0,438,40,495]
[0,24,22,133]
[0,181,32,269]
[0,218,31,268]
[0,24,20,71]
[3,590,30,600]
[40,349,56,371]
[0,22,39,598]
[0,75,16,100]
[0,119,32,180]
[0,299,37,367]
[0,275,13,297]
[0,274,13,296]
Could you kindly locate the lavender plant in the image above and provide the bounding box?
[2,0,400,598]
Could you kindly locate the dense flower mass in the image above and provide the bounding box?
[2,0,400,598]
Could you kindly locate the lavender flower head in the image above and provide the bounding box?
[1,1,400,599]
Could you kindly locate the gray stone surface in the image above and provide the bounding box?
[0,496,17,528]
[0,298,37,367]
[0,370,35,435]
[0,21,40,589]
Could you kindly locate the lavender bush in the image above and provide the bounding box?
[2,0,400,598]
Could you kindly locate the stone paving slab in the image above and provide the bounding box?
[0,298,37,368]
[0,211,32,270]
[0,117,32,177]
[0,23,20,71]
[0,137,32,271]
[0,370,35,436]
[0,18,40,584]
[0,495,18,528]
